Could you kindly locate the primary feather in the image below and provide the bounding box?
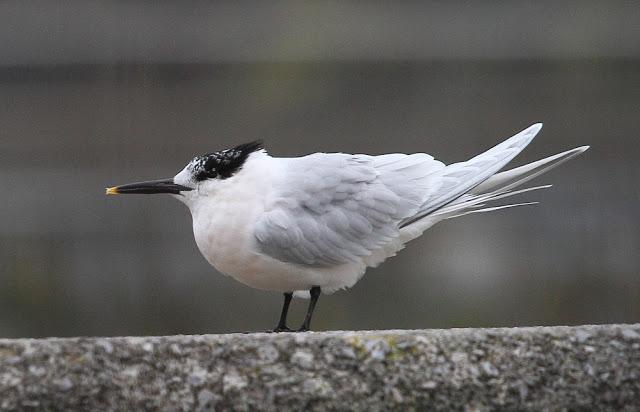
[399,123,542,227]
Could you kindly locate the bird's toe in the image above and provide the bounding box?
[272,326,294,333]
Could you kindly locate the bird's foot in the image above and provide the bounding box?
[271,325,294,333]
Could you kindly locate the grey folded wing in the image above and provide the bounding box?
[253,153,444,267]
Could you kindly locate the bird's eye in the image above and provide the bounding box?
[203,157,217,174]
[193,156,219,181]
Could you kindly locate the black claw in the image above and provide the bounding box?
[272,326,294,333]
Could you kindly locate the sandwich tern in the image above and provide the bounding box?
[106,123,588,331]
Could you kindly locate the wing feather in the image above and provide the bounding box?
[254,152,443,266]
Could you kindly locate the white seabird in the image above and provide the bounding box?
[107,123,588,331]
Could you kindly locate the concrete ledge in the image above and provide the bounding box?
[1,324,639,410]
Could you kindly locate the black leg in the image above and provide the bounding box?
[273,292,293,332]
[297,286,321,332]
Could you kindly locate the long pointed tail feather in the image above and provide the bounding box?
[470,145,589,195]
[433,184,552,218]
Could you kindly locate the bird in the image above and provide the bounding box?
[106,123,588,332]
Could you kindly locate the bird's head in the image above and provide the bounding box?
[106,141,264,203]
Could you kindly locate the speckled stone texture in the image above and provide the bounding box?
[0,324,639,411]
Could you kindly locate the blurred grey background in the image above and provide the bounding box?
[1,1,639,338]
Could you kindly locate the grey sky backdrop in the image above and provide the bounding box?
[0,1,639,337]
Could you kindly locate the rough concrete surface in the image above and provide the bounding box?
[0,324,639,411]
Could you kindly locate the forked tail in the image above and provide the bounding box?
[431,145,589,220]
[401,124,589,228]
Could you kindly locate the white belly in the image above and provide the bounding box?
[192,202,369,293]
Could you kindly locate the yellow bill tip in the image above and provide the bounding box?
[105,187,119,195]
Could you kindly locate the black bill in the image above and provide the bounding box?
[106,178,192,195]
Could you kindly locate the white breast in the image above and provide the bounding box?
[183,154,303,291]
